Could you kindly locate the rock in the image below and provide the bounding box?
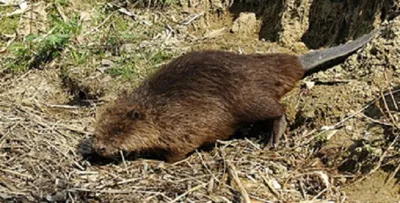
[231,12,258,36]
[46,191,67,202]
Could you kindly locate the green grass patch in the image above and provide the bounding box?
[69,48,89,65]
[106,49,175,80]
[1,0,179,79]
[62,12,172,80]
[0,7,20,35]
[3,8,81,73]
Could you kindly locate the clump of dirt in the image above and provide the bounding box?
[230,12,258,35]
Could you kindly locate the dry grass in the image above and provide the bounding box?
[0,76,398,201]
[0,92,346,202]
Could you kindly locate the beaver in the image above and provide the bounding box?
[93,29,379,163]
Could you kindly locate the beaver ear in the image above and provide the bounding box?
[126,109,142,120]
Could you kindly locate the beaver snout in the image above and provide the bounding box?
[93,140,110,155]
[93,139,120,157]
[94,142,106,154]
[96,145,106,154]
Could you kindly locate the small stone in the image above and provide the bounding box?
[270,178,282,190]
[345,125,353,131]
[305,81,315,89]
[46,191,66,202]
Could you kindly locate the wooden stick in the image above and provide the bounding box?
[168,183,206,203]
[227,161,251,203]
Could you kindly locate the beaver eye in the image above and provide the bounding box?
[115,130,122,136]
[126,109,142,120]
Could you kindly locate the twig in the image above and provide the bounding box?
[120,150,130,175]
[170,156,191,166]
[163,24,173,44]
[259,172,280,198]
[67,192,75,203]
[0,189,28,196]
[83,11,116,36]
[311,188,328,200]
[75,171,98,175]
[354,88,400,183]
[385,163,400,185]
[289,129,317,149]
[43,139,71,159]
[55,3,67,22]
[168,183,207,203]
[203,27,226,39]
[67,188,137,194]
[0,168,33,179]
[0,176,18,191]
[116,178,141,185]
[320,89,400,131]
[299,180,307,200]
[363,114,394,127]
[340,194,347,203]
[196,151,219,183]
[244,138,261,150]
[354,133,400,184]
[384,72,398,110]
[0,34,16,53]
[116,7,151,25]
[380,90,399,129]
[226,161,251,203]
[180,11,205,26]
[44,104,82,109]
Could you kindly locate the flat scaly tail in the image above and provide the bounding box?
[299,29,380,71]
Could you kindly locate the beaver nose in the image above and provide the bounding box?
[94,142,106,154]
[97,146,106,154]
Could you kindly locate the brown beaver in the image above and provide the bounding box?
[93,30,378,163]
